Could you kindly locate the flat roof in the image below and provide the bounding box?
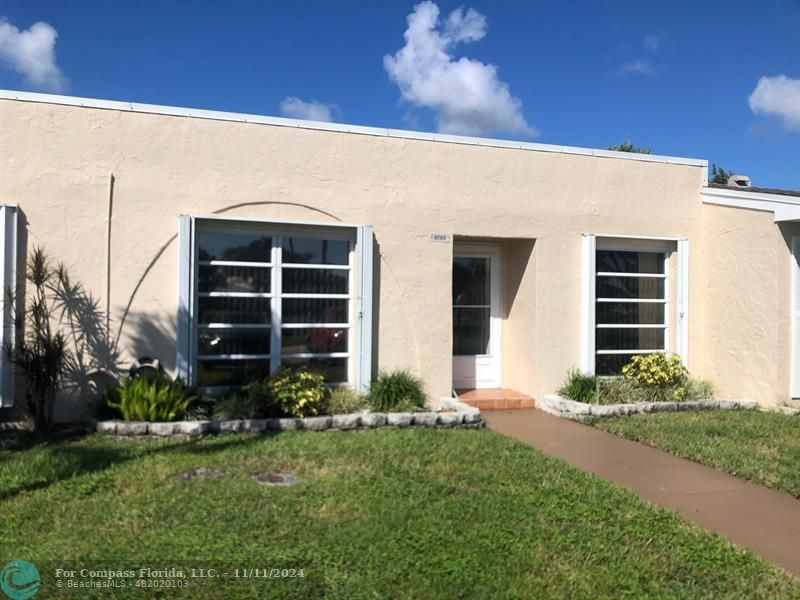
[0,89,708,169]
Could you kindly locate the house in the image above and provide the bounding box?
[0,89,798,419]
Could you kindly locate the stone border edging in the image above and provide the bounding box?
[540,394,758,422]
[95,409,484,437]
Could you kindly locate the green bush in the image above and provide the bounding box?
[106,377,197,422]
[368,370,426,412]
[325,386,369,414]
[558,369,600,404]
[597,378,646,405]
[684,377,716,401]
[265,366,326,417]
[212,391,259,421]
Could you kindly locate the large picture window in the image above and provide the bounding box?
[594,247,668,375]
[192,223,354,387]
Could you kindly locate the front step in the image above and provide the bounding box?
[457,389,535,410]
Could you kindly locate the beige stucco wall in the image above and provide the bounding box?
[0,97,794,417]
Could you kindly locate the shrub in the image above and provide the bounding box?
[684,377,716,401]
[622,353,687,388]
[368,370,426,412]
[325,386,369,414]
[558,369,599,404]
[597,378,646,405]
[106,377,197,422]
[265,366,326,417]
[212,391,258,421]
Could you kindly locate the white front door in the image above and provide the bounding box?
[452,247,501,389]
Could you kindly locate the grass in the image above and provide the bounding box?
[594,410,800,498]
[1,429,798,598]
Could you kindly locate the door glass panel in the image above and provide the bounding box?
[596,328,664,351]
[198,297,271,325]
[596,302,664,325]
[281,328,347,354]
[453,258,489,306]
[453,308,490,355]
[282,298,348,324]
[596,276,663,299]
[596,250,665,274]
[198,329,269,357]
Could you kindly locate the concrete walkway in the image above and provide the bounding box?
[484,409,800,576]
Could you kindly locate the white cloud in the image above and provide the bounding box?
[748,75,800,132]
[643,34,661,52]
[279,97,335,122]
[0,18,67,92]
[383,1,536,137]
[619,58,656,76]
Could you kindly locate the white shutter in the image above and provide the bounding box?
[176,215,195,383]
[581,234,596,373]
[0,206,17,407]
[792,238,800,398]
[354,225,374,393]
[676,239,689,367]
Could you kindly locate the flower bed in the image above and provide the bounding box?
[95,400,483,437]
[539,394,757,422]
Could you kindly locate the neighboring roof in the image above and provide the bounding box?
[0,89,708,169]
[708,182,800,198]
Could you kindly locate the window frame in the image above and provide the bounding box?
[177,215,373,392]
[581,234,689,375]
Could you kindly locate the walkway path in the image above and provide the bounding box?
[484,408,800,576]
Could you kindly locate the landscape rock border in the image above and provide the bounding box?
[95,408,484,438]
[540,394,758,422]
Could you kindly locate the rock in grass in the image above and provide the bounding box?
[332,414,361,430]
[414,412,440,427]
[438,412,463,427]
[117,422,148,436]
[361,412,387,428]
[179,421,212,436]
[302,416,332,431]
[149,422,179,436]
[387,413,414,427]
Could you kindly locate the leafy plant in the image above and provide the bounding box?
[325,386,369,414]
[608,140,652,154]
[106,377,197,422]
[265,366,326,417]
[622,353,688,398]
[5,247,71,433]
[684,377,715,401]
[368,370,426,412]
[597,378,646,405]
[710,163,734,185]
[558,369,600,404]
[212,391,259,421]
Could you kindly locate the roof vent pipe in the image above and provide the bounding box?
[728,174,752,188]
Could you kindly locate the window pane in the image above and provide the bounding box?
[596,328,664,351]
[282,328,347,354]
[453,257,489,306]
[199,265,270,294]
[282,356,348,383]
[596,354,639,376]
[197,230,271,262]
[282,238,349,265]
[198,297,271,325]
[197,359,270,387]
[453,307,490,355]
[596,302,664,325]
[282,298,348,324]
[597,250,665,274]
[282,268,348,294]
[198,329,269,356]
[596,276,664,299]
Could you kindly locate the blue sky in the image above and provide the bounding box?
[1,0,798,188]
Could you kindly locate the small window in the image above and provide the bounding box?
[595,249,668,375]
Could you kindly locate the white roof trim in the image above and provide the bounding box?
[0,89,708,169]
[701,187,800,222]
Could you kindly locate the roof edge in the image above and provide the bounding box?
[0,89,708,169]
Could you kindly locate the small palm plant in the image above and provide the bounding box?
[5,247,70,433]
[106,377,197,422]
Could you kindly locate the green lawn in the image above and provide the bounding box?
[1,429,797,598]
[594,410,800,498]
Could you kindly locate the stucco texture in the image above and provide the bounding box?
[0,98,793,418]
